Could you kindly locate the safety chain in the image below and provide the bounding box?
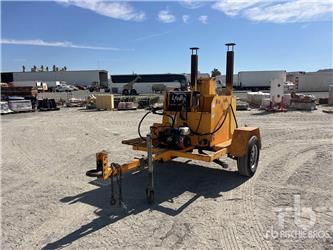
[110,163,123,207]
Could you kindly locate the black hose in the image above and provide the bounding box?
[153,110,174,124]
[139,103,238,140]
[172,111,177,128]
[230,104,238,128]
[138,111,151,141]
[190,105,231,136]
[138,110,175,141]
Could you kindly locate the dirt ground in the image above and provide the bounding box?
[1,107,333,249]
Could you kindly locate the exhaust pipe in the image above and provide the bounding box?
[190,47,199,90]
[225,43,236,96]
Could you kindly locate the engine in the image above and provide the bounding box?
[157,127,192,149]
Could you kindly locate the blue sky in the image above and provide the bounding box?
[1,1,332,75]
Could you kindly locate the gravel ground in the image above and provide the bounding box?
[1,107,333,249]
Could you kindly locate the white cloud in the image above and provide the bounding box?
[1,38,132,51]
[180,0,206,9]
[212,0,333,23]
[244,0,333,23]
[158,9,176,23]
[182,15,190,23]
[57,0,145,21]
[135,31,172,41]
[198,15,208,24]
[212,0,261,16]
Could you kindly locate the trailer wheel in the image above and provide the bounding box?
[237,136,259,177]
[130,89,137,95]
[122,89,129,95]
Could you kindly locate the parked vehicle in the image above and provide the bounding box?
[55,84,74,92]
[35,81,48,92]
[110,73,187,95]
[68,85,79,91]
[75,85,87,90]
[237,71,286,90]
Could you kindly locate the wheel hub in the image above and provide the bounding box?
[250,144,258,172]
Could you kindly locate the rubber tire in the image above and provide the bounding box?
[122,89,129,95]
[130,89,137,95]
[237,136,260,177]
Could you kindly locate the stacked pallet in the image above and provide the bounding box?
[96,94,114,110]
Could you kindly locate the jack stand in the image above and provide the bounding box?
[146,133,154,204]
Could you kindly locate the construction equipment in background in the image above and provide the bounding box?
[121,75,141,95]
[86,43,261,205]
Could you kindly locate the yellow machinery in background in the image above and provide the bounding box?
[87,43,261,204]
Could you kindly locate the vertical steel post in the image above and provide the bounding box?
[225,43,236,96]
[146,133,154,203]
[190,47,199,91]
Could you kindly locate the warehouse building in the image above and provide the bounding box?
[1,70,109,87]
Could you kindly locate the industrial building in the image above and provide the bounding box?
[1,70,108,87]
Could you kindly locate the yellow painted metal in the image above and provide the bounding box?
[95,151,111,180]
[156,92,237,149]
[101,156,141,180]
[229,127,261,157]
[155,148,228,162]
[197,78,216,95]
[100,145,229,180]
[111,68,260,179]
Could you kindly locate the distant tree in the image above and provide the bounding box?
[22,65,25,72]
[53,65,56,71]
[211,68,221,77]
[46,66,49,72]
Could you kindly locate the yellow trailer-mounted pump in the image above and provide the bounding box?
[87,43,261,204]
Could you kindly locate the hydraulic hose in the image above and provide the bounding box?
[190,103,238,136]
[138,109,175,141]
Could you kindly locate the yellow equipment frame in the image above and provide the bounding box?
[86,44,261,205]
[99,125,261,181]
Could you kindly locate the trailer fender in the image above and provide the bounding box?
[229,127,261,157]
